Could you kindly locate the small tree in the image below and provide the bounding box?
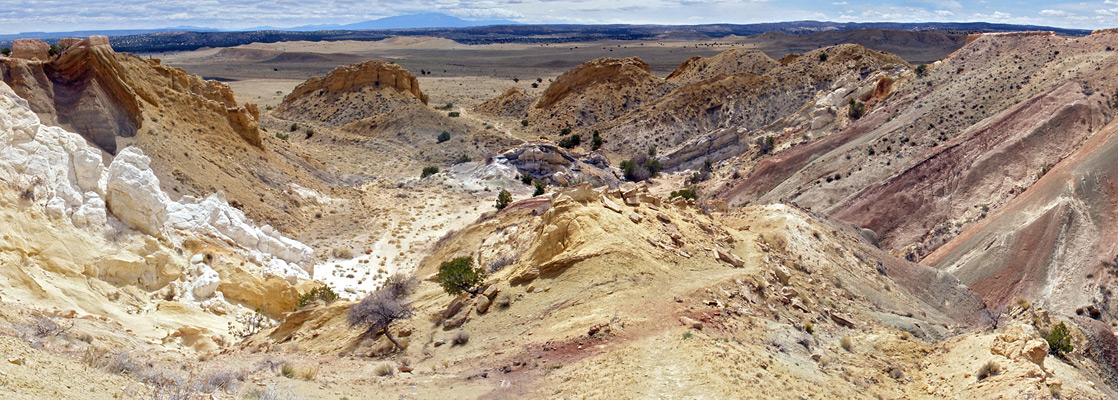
[520,172,533,185]
[348,274,416,350]
[521,119,529,127]
[436,256,485,296]
[1046,322,1074,357]
[590,130,603,150]
[0,48,10,57]
[560,128,572,136]
[533,179,546,196]
[289,123,298,132]
[818,52,828,62]
[421,166,439,178]
[915,64,928,76]
[495,188,512,210]
[438,131,451,143]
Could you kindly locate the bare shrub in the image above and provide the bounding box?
[976,360,1000,381]
[495,293,512,309]
[487,254,518,274]
[374,363,395,377]
[349,275,416,350]
[452,331,470,346]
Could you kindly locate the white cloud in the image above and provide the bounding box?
[1039,9,1071,18]
[935,10,953,16]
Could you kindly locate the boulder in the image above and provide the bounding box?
[511,268,540,284]
[443,309,469,330]
[476,295,493,314]
[443,297,466,319]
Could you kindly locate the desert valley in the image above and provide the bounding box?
[0,13,1116,399]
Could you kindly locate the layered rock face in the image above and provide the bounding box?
[277,61,429,126]
[0,81,312,286]
[0,36,262,153]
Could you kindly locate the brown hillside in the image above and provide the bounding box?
[665,49,779,85]
[471,87,532,119]
[276,61,429,126]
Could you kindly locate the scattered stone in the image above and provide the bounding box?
[397,326,413,338]
[603,197,623,213]
[526,285,536,293]
[398,366,414,373]
[443,310,468,330]
[831,313,856,328]
[774,266,792,285]
[444,298,466,319]
[656,213,671,223]
[511,268,539,284]
[629,212,644,223]
[476,295,493,314]
[482,285,499,300]
[680,316,703,329]
[717,248,745,268]
[7,357,24,365]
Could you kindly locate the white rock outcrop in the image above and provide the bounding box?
[0,81,314,285]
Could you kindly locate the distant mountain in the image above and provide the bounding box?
[257,13,521,32]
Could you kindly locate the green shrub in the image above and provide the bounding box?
[305,129,314,139]
[520,172,533,185]
[296,285,339,309]
[915,64,927,76]
[620,153,662,182]
[421,166,439,178]
[669,188,697,200]
[457,154,472,164]
[495,188,512,210]
[521,119,529,127]
[1046,322,1074,357]
[438,131,451,143]
[275,132,289,141]
[289,123,297,132]
[590,130,603,151]
[531,82,539,88]
[448,111,460,117]
[558,134,580,149]
[533,179,546,196]
[818,53,828,62]
[436,256,485,296]
[0,48,9,57]
[560,128,572,136]
[848,99,866,120]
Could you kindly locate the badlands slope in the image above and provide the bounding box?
[0,29,1116,399]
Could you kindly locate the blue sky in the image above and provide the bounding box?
[1,0,1115,34]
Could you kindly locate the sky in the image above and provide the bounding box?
[0,0,1115,34]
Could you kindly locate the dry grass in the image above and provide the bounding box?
[374,363,395,377]
[976,360,1001,381]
